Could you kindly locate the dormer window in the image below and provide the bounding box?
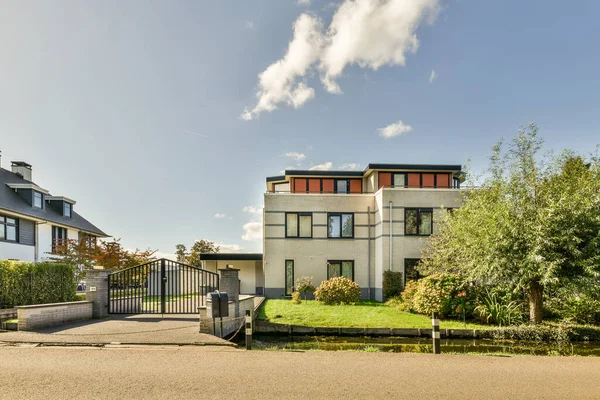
[64,202,72,218]
[33,191,43,209]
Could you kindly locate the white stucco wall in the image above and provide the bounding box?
[203,260,259,294]
[0,241,35,261]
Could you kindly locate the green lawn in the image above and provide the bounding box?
[258,299,489,329]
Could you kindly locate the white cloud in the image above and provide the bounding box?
[242,221,263,241]
[297,0,311,6]
[285,152,306,161]
[243,206,262,214]
[217,243,244,253]
[151,251,177,261]
[309,161,333,171]
[214,213,227,219]
[429,69,437,83]
[241,14,324,120]
[339,163,361,170]
[243,0,440,118]
[245,20,255,30]
[378,120,413,138]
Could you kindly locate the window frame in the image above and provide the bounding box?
[392,173,407,188]
[33,191,43,209]
[51,226,68,253]
[404,258,421,286]
[404,208,433,236]
[285,260,294,296]
[0,215,19,242]
[327,212,354,239]
[334,179,350,194]
[285,212,313,238]
[64,202,72,218]
[327,260,355,281]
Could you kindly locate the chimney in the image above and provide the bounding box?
[11,161,33,181]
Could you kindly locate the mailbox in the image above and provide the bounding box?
[209,291,229,318]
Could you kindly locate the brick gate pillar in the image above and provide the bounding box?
[219,266,240,317]
[85,269,109,318]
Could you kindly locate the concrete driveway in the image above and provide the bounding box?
[0,314,233,346]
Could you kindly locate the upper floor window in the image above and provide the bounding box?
[64,202,72,218]
[33,191,43,209]
[327,260,354,281]
[0,215,18,242]
[336,179,349,194]
[327,213,354,238]
[286,212,312,238]
[393,173,406,188]
[405,208,433,236]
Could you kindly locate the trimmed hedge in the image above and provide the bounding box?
[314,277,361,305]
[482,323,600,343]
[0,260,77,309]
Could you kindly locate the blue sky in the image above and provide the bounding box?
[1,0,599,256]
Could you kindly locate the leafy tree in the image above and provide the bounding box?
[52,238,157,275]
[420,124,600,324]
[174,239,219,267]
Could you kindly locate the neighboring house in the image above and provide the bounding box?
[262,164,464,301]
[0,155,108,262]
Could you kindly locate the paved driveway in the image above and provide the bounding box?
[0,314,233,346]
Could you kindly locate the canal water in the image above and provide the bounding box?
[249,335,600,356]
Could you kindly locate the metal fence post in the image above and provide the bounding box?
[432,312,440,354]
[245,309,252,350]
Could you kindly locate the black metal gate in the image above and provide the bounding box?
[108,258,219,314]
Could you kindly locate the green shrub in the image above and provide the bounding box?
[314,277,361,305]
[475,288,524,326]
[544,286,600,325]
[382,270,403,299]
[295,276,315,299]
[0,260,77,308]
[485,323,600,343]
[291,291,302,304]
[398,273,475,318]
[398,280,420,313]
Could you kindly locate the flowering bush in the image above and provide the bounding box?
[314,277,361,305]
[399,273,475,318]
[295,276,315,299]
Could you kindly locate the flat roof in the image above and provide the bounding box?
[199,253,263,261]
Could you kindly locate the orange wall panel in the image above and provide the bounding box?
[436,173,450,188]
[322,179,334,193]
[379,172,392,189]
[308,179,321,193]
[350,179,362,193]
[408,173,420,188]
[295,178,307,193]
[422,173,435,188]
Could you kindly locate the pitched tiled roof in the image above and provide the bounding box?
[0,168,108,237]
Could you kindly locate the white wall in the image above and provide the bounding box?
[203,260,259,294]
[37,223,53,261]
[0,241,35,262]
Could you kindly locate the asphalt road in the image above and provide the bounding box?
[1,344,600,399]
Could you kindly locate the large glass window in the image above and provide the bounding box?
[327,213,354,238]
[52,226,68,253]
[393,173,406,188]
[0,216,18,242]
[33,191,43,208]
[327,260,354,281]
[405,208,433,236]
[286,212,312,238]
[335,179,349,194]
[64,202,72,218]
[404,259,421,285]
[285,260,294,296]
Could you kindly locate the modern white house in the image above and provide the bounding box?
[202,163,464,302]
[0,154,108,262]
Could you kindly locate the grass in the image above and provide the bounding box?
[258,299,489,329]
[3,319,18,324]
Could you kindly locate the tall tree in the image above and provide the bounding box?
[420,124,600,323]
[174,239,219,267]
